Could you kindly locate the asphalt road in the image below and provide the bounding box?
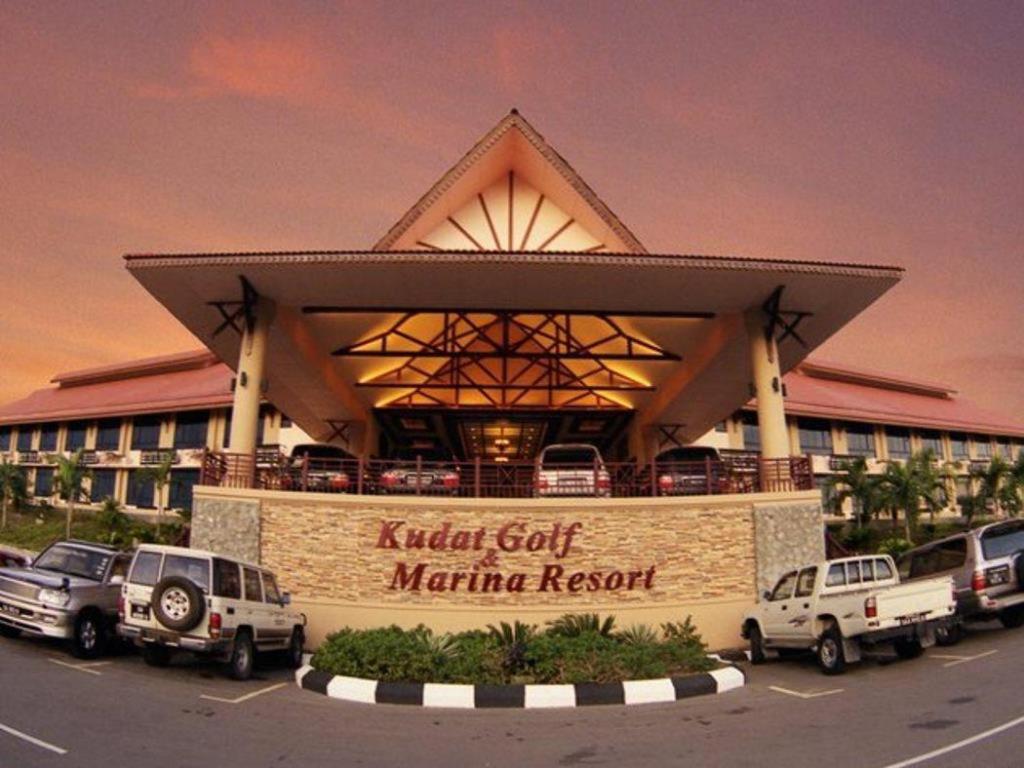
[2,622,1024,768]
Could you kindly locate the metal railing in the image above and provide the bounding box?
[199,449,812,498]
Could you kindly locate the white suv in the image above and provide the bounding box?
[117,545,305,680]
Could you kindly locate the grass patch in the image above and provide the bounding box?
[0,503,183,553]
[311,614,716,685]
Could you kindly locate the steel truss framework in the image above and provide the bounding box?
[329,311,685,409]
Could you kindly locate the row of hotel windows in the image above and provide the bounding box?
[28,467,200,511]
[0,408,285,454]
[738,415,1017,461]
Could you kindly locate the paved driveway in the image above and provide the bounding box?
[2,622,1023,767]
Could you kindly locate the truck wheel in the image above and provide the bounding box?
[151,576,205,632]
[748,624,767,665]
[286,627,305,669]
[142,644,172,667]
[894,637,924,659]
[998,607,1024,629]
[935,623,963,646]
[71,611,106,659]
[817,625,847,675]
[229,631,255,681]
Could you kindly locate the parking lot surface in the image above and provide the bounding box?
[2,622,1024,767]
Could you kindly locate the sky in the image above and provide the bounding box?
[1,1,1022,415]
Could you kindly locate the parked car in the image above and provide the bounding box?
[378,448,460,495]
[117,544,305,680]
[282,443,353,493]
[535,443,611,498]
[655,446,725,495]
[898,520,1024,644]
[742,554,956,675]
[0,540,131,658]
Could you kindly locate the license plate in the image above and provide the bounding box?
[897,612,927,626]
[131,604,151,620]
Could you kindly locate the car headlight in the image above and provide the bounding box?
[38,588,71,608]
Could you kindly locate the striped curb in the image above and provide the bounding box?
[294,663,745,709]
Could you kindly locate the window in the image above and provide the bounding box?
[935,538,967,570]
[974,437,993,458]
[16,427,34,452]
[38,423,58,452]
[66,421,88,451]
[741,414,760,452]
[96,419,121,451]
[173,411,209,449]
[981,522,1024,560]
[213,559,242,599]
[222,411,232,449]
[126,470,155,508]
[33,544,111,581]
[110,555,131,580]
[770,571,797,601]
[131,415,162,451]
[886,428,911,459]
[129,551,163,586]
[795,567,817,597]
[262,572,282,603]
[243,567,263,601]
[846,561,862,584]
[163,555,210,593]
[846,424,875,457]
[919,431,943,458]
[826,564,847,587]
[90,469,116,502]
[798,419,833,455]
[0,427,11,452]
[34,469,54,497]
[256,406,272,447]
[169,470,200,512]
[950,433,968,460]
[997,440,1012,459]
[281,415,293,429]
[908,548,940,578]
[875,558,893,581]
[861,559,875,582]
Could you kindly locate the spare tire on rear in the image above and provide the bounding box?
[151,575,205,632]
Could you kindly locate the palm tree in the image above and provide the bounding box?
[0,459,27,530]
[825,456,882,527]
[135,453,176,538]
[53,450,91,539]
[971,455,1012,519]
[877,450,947,543]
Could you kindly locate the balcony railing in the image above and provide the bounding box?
[140,449,180,466]
[199,450,813,499]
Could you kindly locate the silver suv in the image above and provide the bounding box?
[0,540,132,658]
[899,520,1024,643]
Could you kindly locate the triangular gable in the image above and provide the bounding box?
[373,110,647,254]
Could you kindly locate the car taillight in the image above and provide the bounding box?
[972,570,986,592]
[329,474,348,489]
[209,612,222,639]
[658,475,673,488]
[443,473,459,488]
[537,476,548,490]
[381,472,397,487]
[864,596,877,619]
[117,595,125,620]
[597,475,611,490]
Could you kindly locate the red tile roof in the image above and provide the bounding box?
[775,362,1024,438]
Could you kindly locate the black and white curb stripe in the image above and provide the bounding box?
[295,664,744,708]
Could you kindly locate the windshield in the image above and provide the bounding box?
[541,447,600,465]
[33,545,111,581]
[981,523,1024,560]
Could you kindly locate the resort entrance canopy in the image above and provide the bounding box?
[126,111,902,461]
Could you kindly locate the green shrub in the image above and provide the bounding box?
[841,526,874,553]
[617,624,659,646]
[878,537,912,558]
[546,612,615,637]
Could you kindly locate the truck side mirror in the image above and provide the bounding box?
[762,590,771,600]
[281,593,292,606]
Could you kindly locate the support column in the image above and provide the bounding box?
[744,309,789,460]
[229,297,275,455]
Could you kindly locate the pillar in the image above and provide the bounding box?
[743,309,789,460]
[229,297,275,455]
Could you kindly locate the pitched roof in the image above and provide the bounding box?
[371,110,648,254]
[775,362,1024,438]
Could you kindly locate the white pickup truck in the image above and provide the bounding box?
[742,554,956,675]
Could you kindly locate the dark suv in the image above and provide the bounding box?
[654,446,725,496]
[899,520,1024,643]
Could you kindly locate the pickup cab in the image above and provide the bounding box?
[742,555,956,675]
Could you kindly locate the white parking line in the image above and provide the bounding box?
[47,659,111,675]
[929,650,998,668]
[768,685,843,699]
[199,682,288,704]
[879,711,1024,768]
[0,721,68,755]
